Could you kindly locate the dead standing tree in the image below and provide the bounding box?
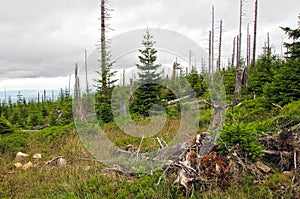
[233,0,244,105]
[252,0,258,68]
[217,19,223,71]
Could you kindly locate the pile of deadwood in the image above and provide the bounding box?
[158,124,299,196]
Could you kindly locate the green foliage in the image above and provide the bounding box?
[281,14,300,60]
[97,102,114,123]
[263,59,300,105]
[248,48,281,96]
[0,117,14,134]
[218,121,263,160]
[136,28,161,84]
[223,68,236,100]
[186,68,207,97]
[229,97,272,123]
[0,131,29,158]
[276,100,300,126]
[130,28,164,117]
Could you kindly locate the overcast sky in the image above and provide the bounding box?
[0,0,299,90]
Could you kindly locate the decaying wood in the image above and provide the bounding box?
[260,127,300,182]
[260,129,299,166]
[158,125,300,197]
[157,133,272,197]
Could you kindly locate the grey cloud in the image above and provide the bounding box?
[0,0,299,81]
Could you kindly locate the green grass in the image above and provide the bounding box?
[1,101,299,198]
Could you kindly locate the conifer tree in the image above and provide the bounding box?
[130,28,163,117]
[281,14,300,60]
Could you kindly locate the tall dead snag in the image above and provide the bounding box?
[218,19,223,71]
[246,23,251,66]
[237,0,243,69]
[84,49,89,94]
[208,31,212,75]
[211,5,215,74]
[231,36,236,68]
[75,63,80,101]
[233,0,244,105]
[252,0,258,68]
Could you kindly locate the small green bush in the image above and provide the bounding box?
[278,100,300,125]
[0,117,14,135]
[218,121,263,160]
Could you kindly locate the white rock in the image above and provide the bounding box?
[22,161,33,170]
[33,153,42,159]
[14,162,22,168]
[16,152,29,158]
[57,157,66,166]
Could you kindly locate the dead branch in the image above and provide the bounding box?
[136,135,145,160]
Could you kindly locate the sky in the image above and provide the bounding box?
[0,0,299,91]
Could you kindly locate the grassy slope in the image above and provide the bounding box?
[0,100,299,198]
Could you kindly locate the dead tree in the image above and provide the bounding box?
[74,63,80,101]
[208,31,212,75]
[43,90,46,102]
[211,5,215,74]
[252,0,258,68]
[84,49,89,94]
[236,35,239,69]
[218,19,223,71]
[122,69,125,87]
[233,0,244,105]
[246,23,251,66]
[231,37,236,68]
[237,0,243,69]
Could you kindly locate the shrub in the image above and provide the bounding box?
[0,117,14,134]
[218,121,263,160]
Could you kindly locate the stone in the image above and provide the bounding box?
[33,153,42,159]
[16,152,29,158]
[22,161,33,170]
[14,162,22,168]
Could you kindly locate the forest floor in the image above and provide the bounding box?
[0,99,299,198]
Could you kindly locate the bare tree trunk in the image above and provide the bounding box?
[232,37,236,68]
[211,5,215,74]
[252,0,258,68]
[43,90,46,102]
[208,31,212,75]
[75,63,81,101]
[246,24,250,66]
[234,0,244,105]
[237,0,243,69]
[236,35,240,68]
[84,49,89,93]
[218,19,222,71]
[267,32,270,59]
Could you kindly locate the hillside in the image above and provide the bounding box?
[0,98,299,198]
